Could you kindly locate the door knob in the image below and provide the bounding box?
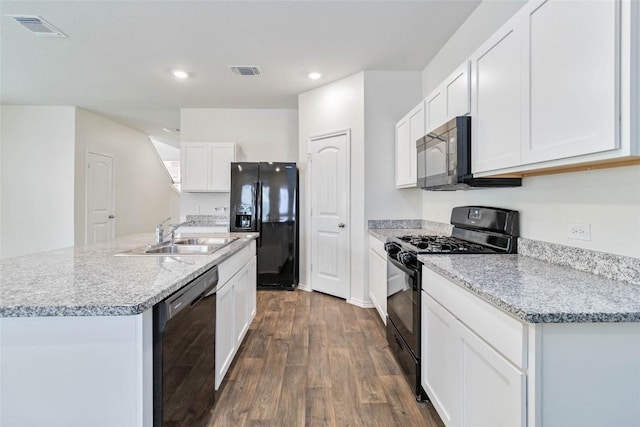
[338,222,345,228]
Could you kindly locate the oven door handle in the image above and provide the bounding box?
[387,255,417,277]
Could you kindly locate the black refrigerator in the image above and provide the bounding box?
[230,162,298,290]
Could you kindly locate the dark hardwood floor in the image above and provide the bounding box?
[208,289,445,427]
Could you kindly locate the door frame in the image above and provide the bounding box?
[85,150,116,243]
[306,128,351,299]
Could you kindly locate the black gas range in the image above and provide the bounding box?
[384,206,519,402]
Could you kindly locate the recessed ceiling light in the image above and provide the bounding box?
[308,72,322,80]
[162,128,180,133]
[172,70,189,79]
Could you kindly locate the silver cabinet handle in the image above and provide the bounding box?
[338,223,345,228]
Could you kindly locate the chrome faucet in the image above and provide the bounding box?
[166,220,194,242]
[155,217,172,244]
[155,217,194,245]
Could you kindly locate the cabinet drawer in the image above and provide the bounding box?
[422,266,526,368]
[218,241,255,288]
[368,235,386,259]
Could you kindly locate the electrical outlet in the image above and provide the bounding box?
[189,206,200,214]
[568,223,591,241]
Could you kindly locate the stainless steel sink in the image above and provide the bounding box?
[115,236,239,256]
[115,244,216,256]
[173,237,238,246]
[142,245,214,255]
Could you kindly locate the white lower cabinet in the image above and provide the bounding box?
[368,235,387,323]
[422,265,640,427]
[422,293,460,426]
[422,265,526,427]
[216,275,236,390]
[215,242,257,390]
[458,318,525,427]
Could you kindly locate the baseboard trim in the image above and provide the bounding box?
[297,283,312,292]
[347,298,375,308]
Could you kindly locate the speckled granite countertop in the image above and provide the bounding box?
[370,224,640,324]
[420,254,640,324]
[0,232,258,318]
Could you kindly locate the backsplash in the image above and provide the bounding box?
[518,238,640,286]
[368,219,423,229]
[186,215,229,227]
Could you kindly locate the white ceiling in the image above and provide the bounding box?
[1,0,481,146]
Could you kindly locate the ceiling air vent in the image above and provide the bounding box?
[8,15,67,37]
[229,66,263,76]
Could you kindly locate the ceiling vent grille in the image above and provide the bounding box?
[8,15,66,37]
[229,66,263,76]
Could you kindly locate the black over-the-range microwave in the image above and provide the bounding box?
[416,116,522,191]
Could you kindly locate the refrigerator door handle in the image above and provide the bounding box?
[256,181,263,246]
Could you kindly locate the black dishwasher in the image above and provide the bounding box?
[153,266,218,427]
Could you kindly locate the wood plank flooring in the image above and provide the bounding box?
[208,290,444,427]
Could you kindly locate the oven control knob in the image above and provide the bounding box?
[398,251,416,266]
[384,243,400,256]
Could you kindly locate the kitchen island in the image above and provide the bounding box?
[0,232,258,427]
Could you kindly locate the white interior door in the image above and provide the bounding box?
[309,131,350,299]
[86,152,115,244]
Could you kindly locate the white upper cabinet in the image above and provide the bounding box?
[472,0,638,176]
[522,0,618,164]
[395,101,425,188]
[181,142,236,192]
[471,20,524,172]
[425,90,445,132]
[425,61,471,133]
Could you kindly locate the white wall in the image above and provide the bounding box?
[1,106,76,259]
[299,72,366,299]
[299,71,425,305]
[179,108,298,219]
[421,0,640,259]
[75,108,174,244]
[364,71,423,220]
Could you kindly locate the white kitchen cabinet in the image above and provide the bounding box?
[215,241,257,389]
[471,18,524,173]
[247,255,257,319]
[425,89,445,133]
[234,262,250,347]
[459,318,525,427]
[181,142,236,192]
[425,61,471,133]
[522,0,618,164]
[215,272,235,390]
[421,292,460,426]
[368,235,387,323]
[395,102,425,188]
[472,0,639,176]
[422,264,640,427]
[422,267,526,427]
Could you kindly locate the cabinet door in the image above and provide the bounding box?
[247,256,257,320]
[422,292,461,426]
[233,268,249,347]
[368,248,387,323]
[459,320,525,427]
[471,20,524,173]
[395,103,424,188]
[522,0,618,164]
[209,143,236,192]
[426,89,445,132]
[445,61,471,119]
[181,143,210,191]
[215,280,235,390]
